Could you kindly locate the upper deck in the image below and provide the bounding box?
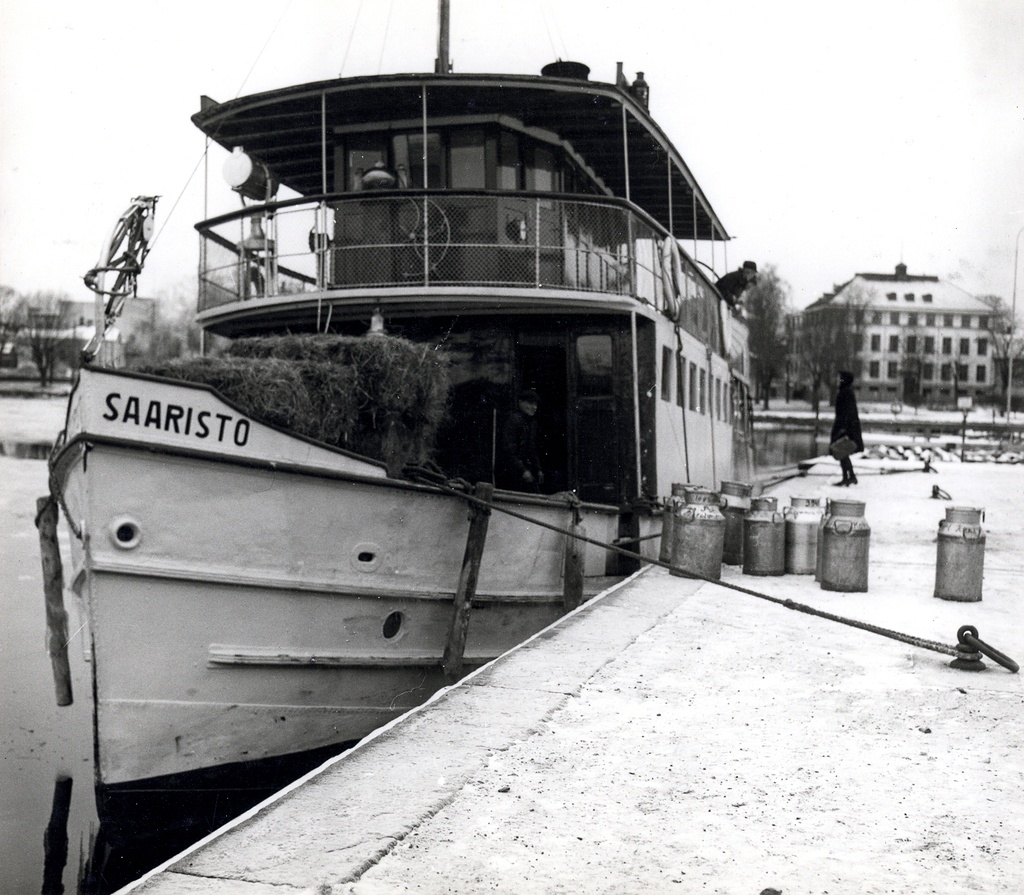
[192,69,733,340]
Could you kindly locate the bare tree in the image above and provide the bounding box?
[793,284,871,428]
[977,294,1024,413]
[0,285,25,365]
[124,284,202,367]
[22,291,73,387]
[744,265,791,410]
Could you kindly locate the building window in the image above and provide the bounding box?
[869,360,880,378]
[962,315,973,329]
[886,292,897,301]
[977,338,988,356]
[976,365,987,383]
[887,361,899,379]
[872,312,883,324]
[958,363,969,381]
[907,335,917,353]
[940,363,951,382]
[870,334,881,351]
[890,312,901,325]
[959,338,970,355]
[889,335,899,352]
[922,294,933,303]
[923,363,934,380]
[676,354,685,407]
[942,337,952,355]
[689,361,697,410]
[944,315,954,327]
[907,313,918,326]
[979,316,989,329]
[925,314,935,326]
[904,293,915,302]
[924,336,935,353]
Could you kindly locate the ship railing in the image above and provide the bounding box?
[197,191,721,342]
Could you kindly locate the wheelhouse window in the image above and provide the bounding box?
[449,128,486,189]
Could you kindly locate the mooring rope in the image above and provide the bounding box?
[402,469,1017,672]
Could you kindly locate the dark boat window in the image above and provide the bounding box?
[498,131,521,190]
[527,145,556,192]
[450,128,486,189]
[347,143,387,191]
[391,132,444,189]
[576,335,613,396]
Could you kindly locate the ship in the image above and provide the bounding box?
[44,4,755,807]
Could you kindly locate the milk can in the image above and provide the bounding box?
[659,483,688,563]
[743,496,785,576]
[669,488,725,581]
[720,480,753,565]
[784,496,824,575]
[934,506,986,602]
[820,498,870,592]
[814,498,831,582]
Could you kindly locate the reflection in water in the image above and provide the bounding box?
[76,743,355,893]
[753,427,824,471]
[43,776,72,895]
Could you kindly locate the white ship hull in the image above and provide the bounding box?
[53,368,628,786]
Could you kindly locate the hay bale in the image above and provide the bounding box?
[142,334,449,474]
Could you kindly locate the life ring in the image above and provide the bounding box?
[660,237,684,320]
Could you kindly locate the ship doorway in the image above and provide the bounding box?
[517,343,568,494]
[517,330,622,503]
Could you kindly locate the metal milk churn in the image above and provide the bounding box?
[820,498,870,592]
[934,506,986,602]
[720,480,753,566]
[814,498,831,582]
[784,496,823,575]
[659,483,688,564]
[742,496,785,576]
[669,488,725,581]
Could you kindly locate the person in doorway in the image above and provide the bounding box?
[497,389,544,492]
[831,370,863,486]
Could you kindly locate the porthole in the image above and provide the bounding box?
[382,611,403,640]
[109,516,141,550]
[351,542,382,572]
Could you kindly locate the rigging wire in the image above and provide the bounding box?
[539,0,570,61]
[338,0,367,77]
[377,0,395,75]
[149,1,294,254]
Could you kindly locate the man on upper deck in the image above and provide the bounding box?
[715,260,758,308]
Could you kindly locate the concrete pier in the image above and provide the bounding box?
[127,463,1023,894]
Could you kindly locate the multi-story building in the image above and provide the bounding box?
[796,263,997,407]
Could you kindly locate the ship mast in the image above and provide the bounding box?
[434,0,451,73]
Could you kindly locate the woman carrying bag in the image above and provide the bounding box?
[830,370,863,486]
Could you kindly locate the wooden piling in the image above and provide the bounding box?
[35,495,73,707]
[442,482,493,682]
[562,507,585,612]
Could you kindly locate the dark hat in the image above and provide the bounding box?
[519,389,540,403]
[838,370,855,386]
[742,260,757,272]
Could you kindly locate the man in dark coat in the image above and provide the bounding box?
[496,389,544,492]
[830,370,863,486]
[715,260,758,307]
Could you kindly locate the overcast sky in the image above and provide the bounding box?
[1,0,1022,310]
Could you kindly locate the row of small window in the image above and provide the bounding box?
[659,347,732,422]
[871,311,989,329]
[866,334,988,356]
[866,361,988,383]
[886,292,933,303]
